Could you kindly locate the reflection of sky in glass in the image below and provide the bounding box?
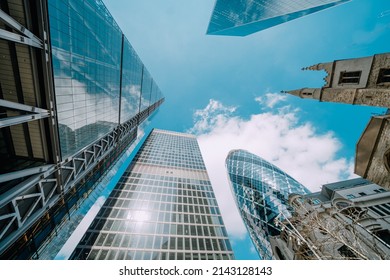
[226,149,310,259]
[54,128,148,260]
[49,0,122,157]
[69,130,234,260]
[207,0,350,36]
[48,0,163,158]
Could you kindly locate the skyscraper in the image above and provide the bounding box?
[70,129,234,260]
[206,0,350,36]
[225,149,309,259]
[0,0,163,259]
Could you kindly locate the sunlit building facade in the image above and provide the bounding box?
[207,0,350,36]
[226,149,310,259]
[270,178,390,260]
[70,129,234,260]
[0,0,163,259]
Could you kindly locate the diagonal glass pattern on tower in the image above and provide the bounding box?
[207,0,350,36]
[226,150,310,259]
[70,129,234,260]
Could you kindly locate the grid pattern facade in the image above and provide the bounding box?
[48,0,163,158]
[70,129,234,260]
[207,0,350,36]
[226,149,309,259]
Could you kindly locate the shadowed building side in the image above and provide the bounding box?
[356,114,390,190]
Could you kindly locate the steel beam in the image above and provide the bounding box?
[0,164,54,183]
[0,112,50,128]
[0,101,163,256]
[0,99,49,114]
[0,8,42,48]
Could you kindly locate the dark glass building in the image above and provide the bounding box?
[226,149,310,259]
[0,0,163,259]
[70,129,234,260]
[207,0,350,36]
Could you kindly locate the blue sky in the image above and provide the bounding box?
[103,0,390,260]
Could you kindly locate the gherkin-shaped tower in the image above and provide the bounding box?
[226,149,310,259]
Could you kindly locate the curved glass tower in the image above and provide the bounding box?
[226,149,310,259]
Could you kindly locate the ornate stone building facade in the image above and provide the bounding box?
[270,178,390,260]
[285,53,390,108]
[285,53,390,190]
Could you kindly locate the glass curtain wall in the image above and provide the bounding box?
[207,0,350,36]
[48,0,163,158]
[226,149,310,259]
[70,129,234,260]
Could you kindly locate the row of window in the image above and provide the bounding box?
[79,230,231,253]
[369,203,390,217]
[124,172,211,185]
[101,198,220,215]
[136,160,205,170]
[109,187,217,202]
[338,68,390,85]
[88,218,227,237]
[72,248,233,260]
[346,188,387,199]
[117,181,214,194]
[95,207,224,225]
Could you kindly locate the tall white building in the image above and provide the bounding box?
[70,129,234,260]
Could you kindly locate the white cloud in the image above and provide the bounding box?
[188,98,356,240]
[255,92,288,108]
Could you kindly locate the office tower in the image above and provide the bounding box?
[270,178,390,260]
[284,53,390,190]
[225,149,310,259]
[0,0,163,259]
[206,0,350,36]
[70,129,234,260]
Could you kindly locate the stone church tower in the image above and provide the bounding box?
[285,53,390,190]
[285,53,390,108]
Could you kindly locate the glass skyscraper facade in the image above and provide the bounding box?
[70,129,234,260]
[48,0,163,158]
[226,149,309,259]
[0,0,163,259]
[207,0,350,36]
